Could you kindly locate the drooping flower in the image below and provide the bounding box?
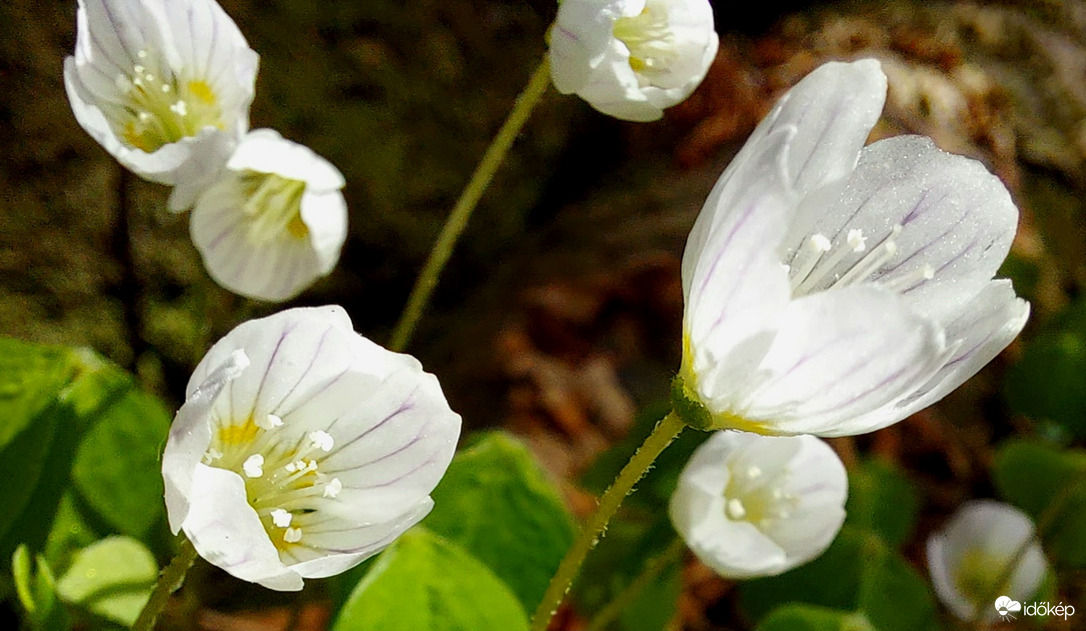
[162,306,461,591]
[675,59,1028,437]
[927,500,1048,621]
[64,0,259,210]
[188,129,348,302]
[669,431,847,578]
[548,0,718,122]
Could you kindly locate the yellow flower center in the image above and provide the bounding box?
[203,413,342,551]
[612,1,675,78]
[238,172,310,244]
[113,49,225,152]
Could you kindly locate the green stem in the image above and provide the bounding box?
[586,538,686,631]
[971,469,1086,628]
[388,57,552,352]
[529,412,686,631]
[132,537,199,631]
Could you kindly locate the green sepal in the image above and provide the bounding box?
[669,374,715,431]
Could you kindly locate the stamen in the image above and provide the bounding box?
[323,477,343,499]
[243,454,265,478]
[202,448,223,464]
[835,226,902,287]
[309,430,334,452]
[270,508,293,528]
[788,234,832,292]
[879,263,935,293]
[257,413,284,430]
[283,527,303,543]
[725,497,747,520]
[746,466,762,479]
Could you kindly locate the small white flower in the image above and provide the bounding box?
[162,306,462,591]
[676,59,1028,437]
[669,431,847,578]
[927,500,1048,621]
[549,0,718,122]
[64,0,259,210]
[189,129,348,302]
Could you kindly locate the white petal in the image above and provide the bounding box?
[228,129,345,191]
[785,135,1019,321]
[284,498,432,578]
[300,189,349,273]
[744,59,887,198]
[290,369,460,525]
[760,437,848,561]
[736,286,947,436]
[894,280,1028,417]
[548,0,625,94]
[182,465,303,591]
[163,349,249,533]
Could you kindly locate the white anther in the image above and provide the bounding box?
[270,508,293,528]
[137,49,148,59]
[170,100,188,116]
[746,466,762,479]
[243,454,265,478]
[283,527,303,543]
[847,229,867,252]
[133,65,145,74]
[138,111,151,122]
[202,448,223,464]
[810,234,832,252]
[323,477,343,498]
[257,413,284,430]
[921,264,934,280]
[144,73,155,82]
[725,497,747,520]
[309,430,334,452]
[161,84,171,93]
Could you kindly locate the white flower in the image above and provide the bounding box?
[549,0,718,122]
[188,129,348,302]
[162,306,461,591]
[64,0,258,210]
[676,59,1028,437]
[669,431,847,578]
[927,500,1048,621]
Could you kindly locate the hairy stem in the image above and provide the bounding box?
[530,411,686,631]
[132,537,199,631]
[389,57,552,352]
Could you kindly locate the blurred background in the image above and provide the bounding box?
[2,0,1086,628]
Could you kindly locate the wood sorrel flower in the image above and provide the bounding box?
[162,306,461,591]
[64,0,258,210]
[675,59,1028,437]
[927,500,1048,621]
[669,431,847,578]
[189,129,348,302]
[548,0,718,122]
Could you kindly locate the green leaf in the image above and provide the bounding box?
[740,528,938,631]
[992,439,1086,567]
[0,340,80,450]
[756,605,874,631]
[12,545,70,631]
[1004,299,1086,439]
[425,431,576,609]
[70,383,170,538]
[55,536,157,628]
[331,528,528,631]
[845,459,919,547]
